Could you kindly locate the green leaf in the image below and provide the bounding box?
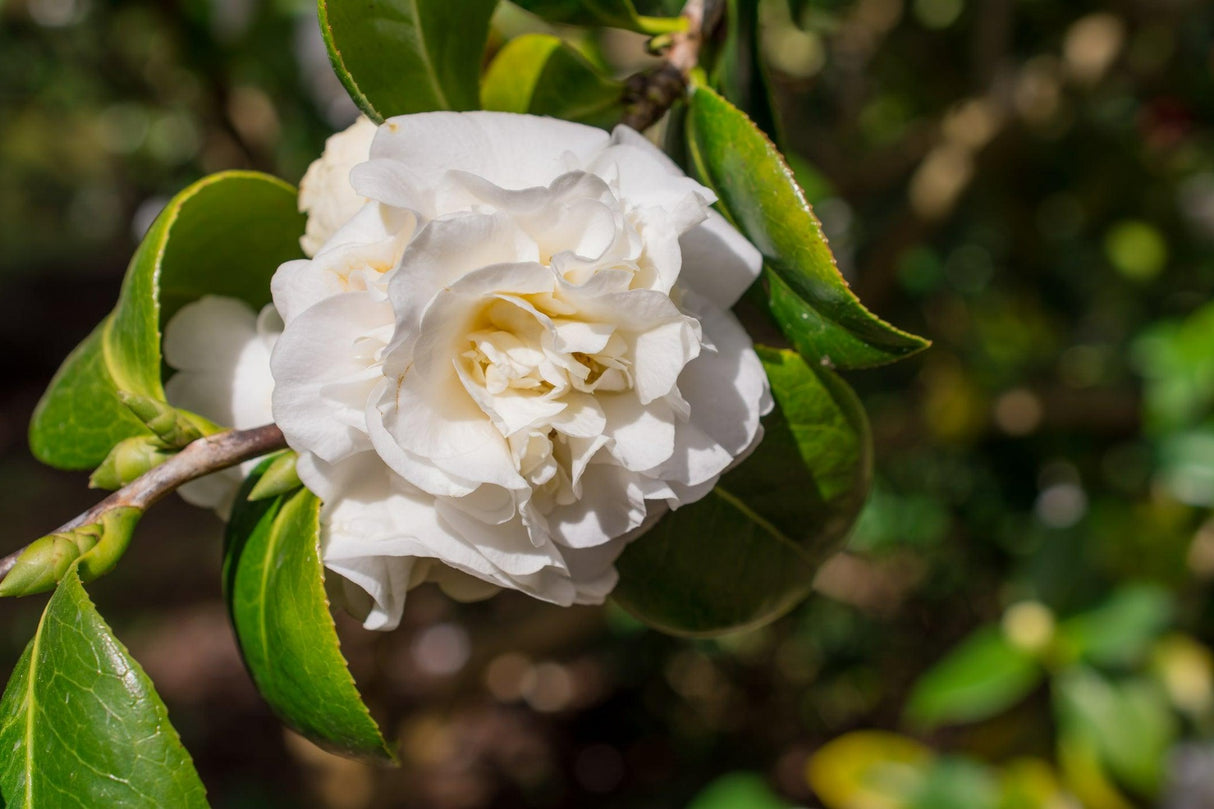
[685,84,928,369]
[225,465,394,762]
[710,0,780,142]
[319,0,497,121]
[613,347,870,636]
[29,171,304,470]
[807,731,933,809]
[1056,585,1173,668]
[909,758,1000,809]
[1054,668,1177,796]
[481,34,624,129]
[905,626,1043,730]
[26,317,140,470]
[687,772,792,809]
[0,567,209,808]
[508,0,685,34]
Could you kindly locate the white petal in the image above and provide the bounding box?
[678,296,774,453]
[270,291,392,463]
[595,126,715,233]
[435,498,562,576]
[544,464,647,548]
[164,296,277,430]
[678,210,764,309]
[273,203,413,324]
[631,317,701,404]
[363,384,479,498]
[650,296,773,490]
[385,213,541,355]
[362,111,611,200]
[601,394,678,472]
[375,367,524,491]
[298,116,378,257]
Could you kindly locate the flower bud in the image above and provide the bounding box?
[0,507,140,597]
[75,507,142,582]
[0,535,86,596]
[247,451,302,501]
[117,390,218,448]
[90,435,176,490]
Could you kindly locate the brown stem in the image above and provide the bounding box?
[0,424,287,582]
[620,0,715,132]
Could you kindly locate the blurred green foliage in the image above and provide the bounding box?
[8,0,1214,806]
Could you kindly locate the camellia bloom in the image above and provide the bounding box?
[166,112,771,630]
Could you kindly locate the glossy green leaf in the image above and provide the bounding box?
[1054,668,1176,796]
[905,626,1043,729]
[686,84,928,369]
[29,171,304,470]
[481,34,624,129]
[508,0,685,34]
[0,567,209,808]
[225,465,393,762]
[1056,585,1173,668]
[613,347,870,636]
[319,0,497,121]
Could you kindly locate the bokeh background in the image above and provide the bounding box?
[3,0,1214,806]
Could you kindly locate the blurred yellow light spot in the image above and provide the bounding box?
[909,143,973,220]
[1064,13,1126,84]
[1186,519,1214,580]
[1152,634,1214,716]
[759,0,826,78]
[941,98,1002,150]
[806,731,932,809]
[1104,219,1167,281]
[1002,601,1056,655]
[768,27,827,78]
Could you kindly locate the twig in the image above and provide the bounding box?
[620,0,717,132]
[0,424,287,583]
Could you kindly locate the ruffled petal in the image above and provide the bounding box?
[359,111,611,206]
[298,116,378,257]
[270,291,393,463]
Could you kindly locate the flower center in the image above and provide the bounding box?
[453,293,635,511]
[459,297,634,405]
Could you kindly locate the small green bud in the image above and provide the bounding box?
[247,451,302,501]
[0,507,143,597]
[0,535,80,596]
[76,506,142,582]
[90,436,176,490]
[117,390,220,448]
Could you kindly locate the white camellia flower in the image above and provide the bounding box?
[166,112,771,630]
[297,115,378,257]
